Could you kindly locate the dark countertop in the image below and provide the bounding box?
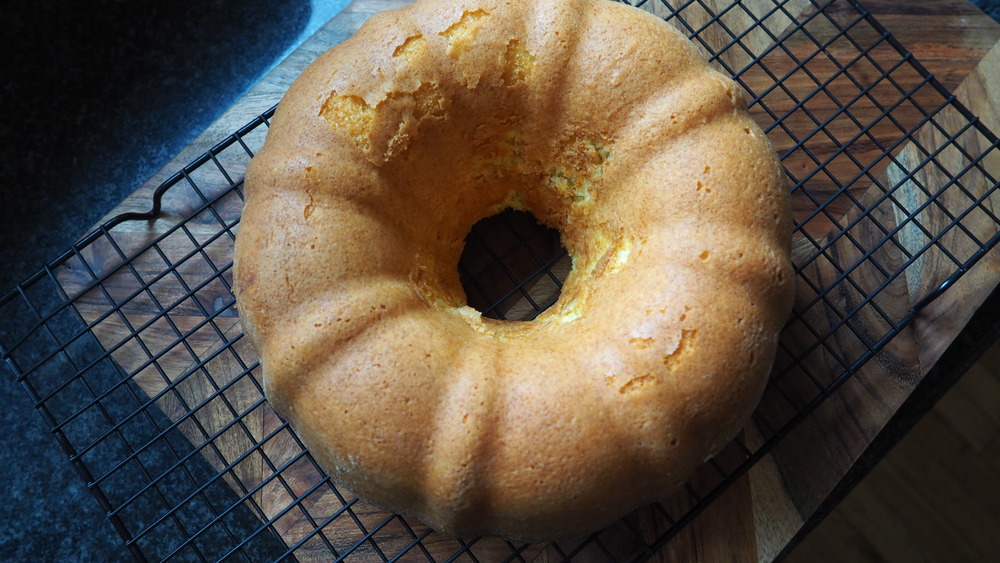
[0,1,344,559]
[1,0,998,561]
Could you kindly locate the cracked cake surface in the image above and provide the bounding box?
[234,0,793,540]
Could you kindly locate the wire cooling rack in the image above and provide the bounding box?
[3,0,1000,561]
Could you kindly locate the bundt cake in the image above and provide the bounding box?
[233,0,793,540]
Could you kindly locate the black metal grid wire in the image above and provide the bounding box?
[2,0,1000,561]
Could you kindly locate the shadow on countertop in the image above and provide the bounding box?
[1,0,309,293]
[0,1,308,560]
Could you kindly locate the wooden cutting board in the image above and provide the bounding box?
[53,0,1000,560]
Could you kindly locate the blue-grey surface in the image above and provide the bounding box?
[0,0,998,561]
[0,0,346,560]
[979,0,1000,19]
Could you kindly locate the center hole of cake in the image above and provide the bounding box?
[458,209,570,321]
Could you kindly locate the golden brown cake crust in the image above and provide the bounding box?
[233,0,793,540]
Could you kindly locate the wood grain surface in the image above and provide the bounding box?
[52,0,1000,561]
[786,337,1000,562]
